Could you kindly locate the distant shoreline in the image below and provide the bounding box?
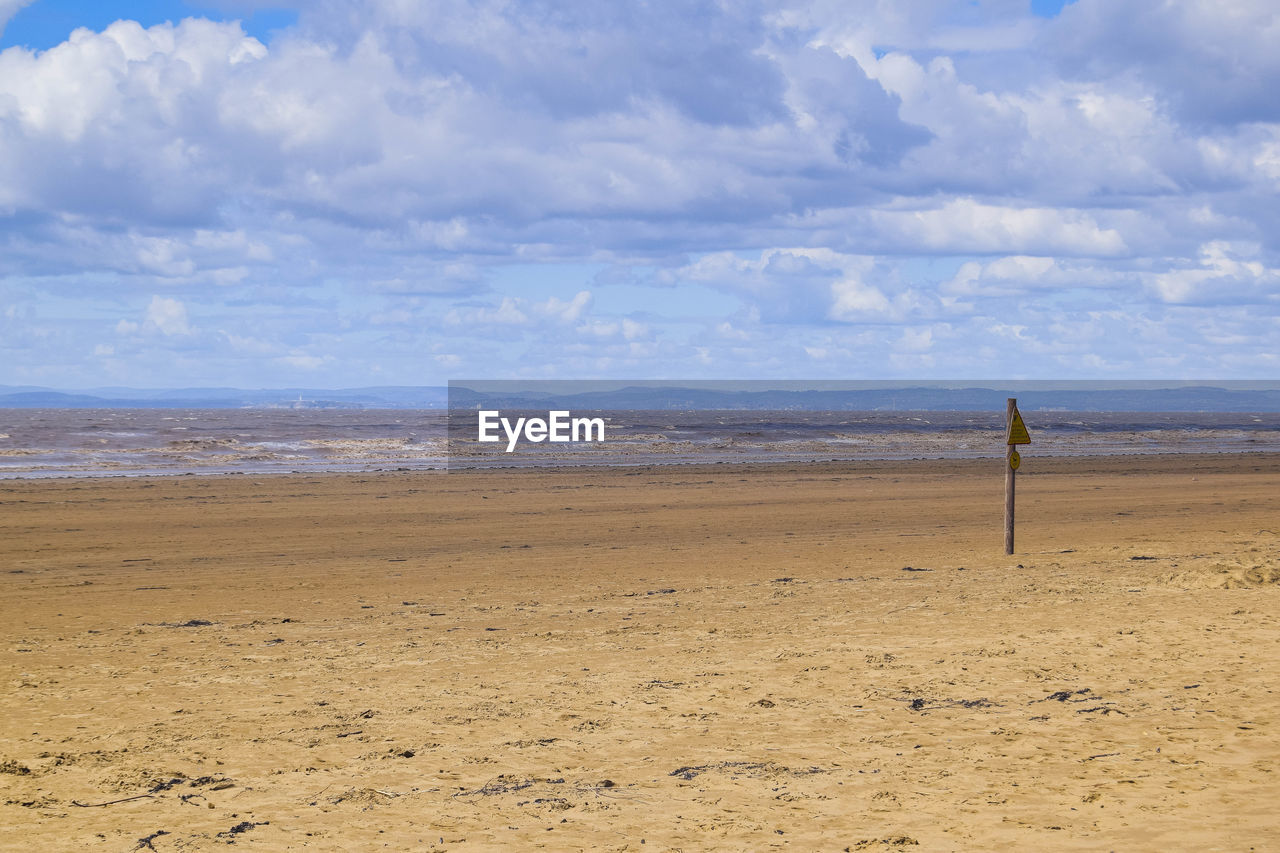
[4,380,1280,412]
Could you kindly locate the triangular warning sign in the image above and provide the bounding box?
[1007,408,1031,445]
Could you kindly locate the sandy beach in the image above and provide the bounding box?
[2,454,1278,851]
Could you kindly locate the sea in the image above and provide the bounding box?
[1,408,1278,478]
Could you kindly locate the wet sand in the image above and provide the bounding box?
[2,454,1279,850]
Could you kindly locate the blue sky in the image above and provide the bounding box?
[1,0,1277,388]
[0,1,298,50]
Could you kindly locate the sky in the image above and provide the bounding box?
[0,0,1277,389]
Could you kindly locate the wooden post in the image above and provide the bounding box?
[1005,397,1016,555]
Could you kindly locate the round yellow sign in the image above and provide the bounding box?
[1009,449,1021,471]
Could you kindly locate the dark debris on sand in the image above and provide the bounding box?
[216,820,269,840]
[907,696,996,711]
[669,761,825,781]
[132,830,169,851]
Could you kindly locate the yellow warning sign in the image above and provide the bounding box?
[1009,449,1021,470]
[1007,408,1031,445]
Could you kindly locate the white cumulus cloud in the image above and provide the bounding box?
[144,295,193,336]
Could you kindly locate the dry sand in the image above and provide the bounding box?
[2,454,1278,851]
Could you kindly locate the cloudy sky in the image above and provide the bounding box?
[1,0,1277,388]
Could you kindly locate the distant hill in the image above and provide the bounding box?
[3,383,1278,411]
[448,384,1280,412]
[0,386,450,409]
[0,391,119,407]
